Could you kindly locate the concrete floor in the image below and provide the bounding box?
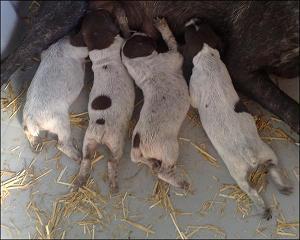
[1,62,299,239]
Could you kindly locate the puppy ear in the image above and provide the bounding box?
[217,38,225,56]
[70,31,86,47]
[177,44,184,54]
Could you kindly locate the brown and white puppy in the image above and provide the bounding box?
[75,10,135,193]
[121,18,190,189]
[183,18,293,220]
[23,33,88,162]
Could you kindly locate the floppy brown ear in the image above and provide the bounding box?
[177,44,184,55]
[70,31,86,47]
[215,35,225,56]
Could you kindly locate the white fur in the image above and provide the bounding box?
[23,36,88,161]
[189,43,292,214]
[121,20,190,188]
[77,35,135,191]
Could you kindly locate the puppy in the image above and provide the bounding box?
[121,18,190,189]
[75,10,135,193]
[23,33,88,162]
[183,18,293,219]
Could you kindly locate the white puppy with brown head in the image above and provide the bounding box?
[182,18,293,219]
[75,10,135,193]
[23,32,88,163]
[121,18,190,190]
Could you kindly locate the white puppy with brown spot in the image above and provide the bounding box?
[121,18,190,189]
[23,33,88,163]
[75,10,135,193]
[182,18,293,219]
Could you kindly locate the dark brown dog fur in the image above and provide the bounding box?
[123,35,157,58]
[182,20,224,82]
[81,9,119,51]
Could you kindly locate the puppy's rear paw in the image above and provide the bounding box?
[73,176,88,192]
[262,208,272,220]
[279,186,293,195]
[179,180,190,191]
[109,184,119,195]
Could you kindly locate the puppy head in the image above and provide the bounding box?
[123,33,157,58]
[183,18,224,59]
[81,9,119,51]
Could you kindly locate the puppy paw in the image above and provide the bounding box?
[262,208,272,220]
[109,184,119,195]
[73,176,88,192]
[279,186,293,195]
[179,180,190,191]
[154,17,167,29]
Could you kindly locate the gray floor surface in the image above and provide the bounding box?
[0,63,299,239]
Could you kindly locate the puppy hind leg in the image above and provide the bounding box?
[158,164,190,190]
[24,126,42,152]
[265,160,293,195]
[52,115,81,163]
[233,171,271,220]
[107,136,126,193]
[23,120,42,152]
[107,158,119,193]
[74,137,98,191]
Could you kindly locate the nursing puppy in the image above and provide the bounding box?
[183,19,293,219]
[122,18,190,189]
[75,10,135,193]
[23,34,88,162]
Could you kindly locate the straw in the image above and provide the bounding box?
[254,115,296,144]
[149,180,175,214]
[170,213,187,239]
[219,184,253,218]
[179,138,219,167]
[121,219,155,236]
[184,224,226,238]
[69,112,89,129]
[1,81,28,119]
[1,166,52,204]
[186,108,202,127]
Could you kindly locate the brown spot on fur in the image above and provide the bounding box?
[182,19,223,82]
[234,99,250,114]
[81,10,119,51]
[96,118,105,125]
[91,95,112,110]
[123,35,156,58]
[184,19,223,59]
[69,32,86,47]
[133,133,140,148]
